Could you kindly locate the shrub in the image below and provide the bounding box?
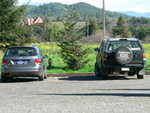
[58,10,91,70]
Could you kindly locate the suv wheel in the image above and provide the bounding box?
[95,63,108,80]
[128,72,135,76]
[100,68,108,80]
[95,63,101,77]
[137,74,144,79]
[115,46,133,65]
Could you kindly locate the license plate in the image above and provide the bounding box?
[121,68,130,71]
[16,60,25,64]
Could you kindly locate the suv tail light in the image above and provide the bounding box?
[143,53,147,60]
[2,59,7,64]
[34,59,41,63]
[104,53,107,60]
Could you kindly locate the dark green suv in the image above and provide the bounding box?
[95,38,146,80]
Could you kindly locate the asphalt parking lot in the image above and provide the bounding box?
[0,74,150,113]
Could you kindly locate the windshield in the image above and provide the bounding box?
[107,41,142,51]
[5,47,37,56]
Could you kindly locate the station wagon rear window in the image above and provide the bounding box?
[107,41,142,51]
[5,47,37,56]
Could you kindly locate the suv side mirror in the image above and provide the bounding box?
[94,48,99,52]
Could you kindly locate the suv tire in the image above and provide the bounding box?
[95,63,101,77]
[95,63,108,80]
[115,46,133,65]
[137,74,144,79]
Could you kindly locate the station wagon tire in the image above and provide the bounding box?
[1,74,7,82]
[44,73,47,79]
[44,67,48,79]
[115,46,133,65]
[39,70,44,81]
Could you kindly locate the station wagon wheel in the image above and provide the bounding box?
[1,73,7,82]
[39,69,44,81]
[44,66,47,79]
[44,71,47,79]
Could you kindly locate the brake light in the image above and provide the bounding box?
[34,59,41,63]
[119,39,127,41]
[2,59,7,64]
[104,53,107,60]
[143,53,147,60]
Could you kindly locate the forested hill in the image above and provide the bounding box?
[26,2,128,20]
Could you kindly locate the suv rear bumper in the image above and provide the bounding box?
[105,64,145,75]
[105,64,145,69]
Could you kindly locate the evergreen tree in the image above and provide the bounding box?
[134,27,150,40]
[31,23,50,42]
[58,10,90,70]
[87,17,99,36]
[129,17,150,40]
[49,24,62,41]
[0,0,32,48]
[112,16,131,38]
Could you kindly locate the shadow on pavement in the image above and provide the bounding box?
[93,88,150,91]
[58,75,129,81]
[40,92,150,97]
[0,77,38,83]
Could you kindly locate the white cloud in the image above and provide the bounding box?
[18,0,150,13]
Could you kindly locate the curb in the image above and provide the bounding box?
[47,72,150,77]
[146,71,150,75]
[47,72,95,77]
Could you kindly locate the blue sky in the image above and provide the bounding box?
[18,0,150,13]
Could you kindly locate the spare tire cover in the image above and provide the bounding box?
[115,46,133,65]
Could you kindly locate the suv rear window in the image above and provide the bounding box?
[107,41,142,51]
[5,47,37,56]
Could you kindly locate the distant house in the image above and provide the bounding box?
[27,17,43,25]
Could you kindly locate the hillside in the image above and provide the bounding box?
[26,2,128,20]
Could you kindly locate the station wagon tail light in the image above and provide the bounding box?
[143,53,147,60]
[34,59,41,63]
[104,53,107,60]
[2,59,7,64]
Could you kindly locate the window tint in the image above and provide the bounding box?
[107,41,142,51]
[5,47,37,56]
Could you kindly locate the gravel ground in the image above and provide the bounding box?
[0,75,150,113]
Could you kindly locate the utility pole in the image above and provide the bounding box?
[86,21,89,38]
[103,0,106,39]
